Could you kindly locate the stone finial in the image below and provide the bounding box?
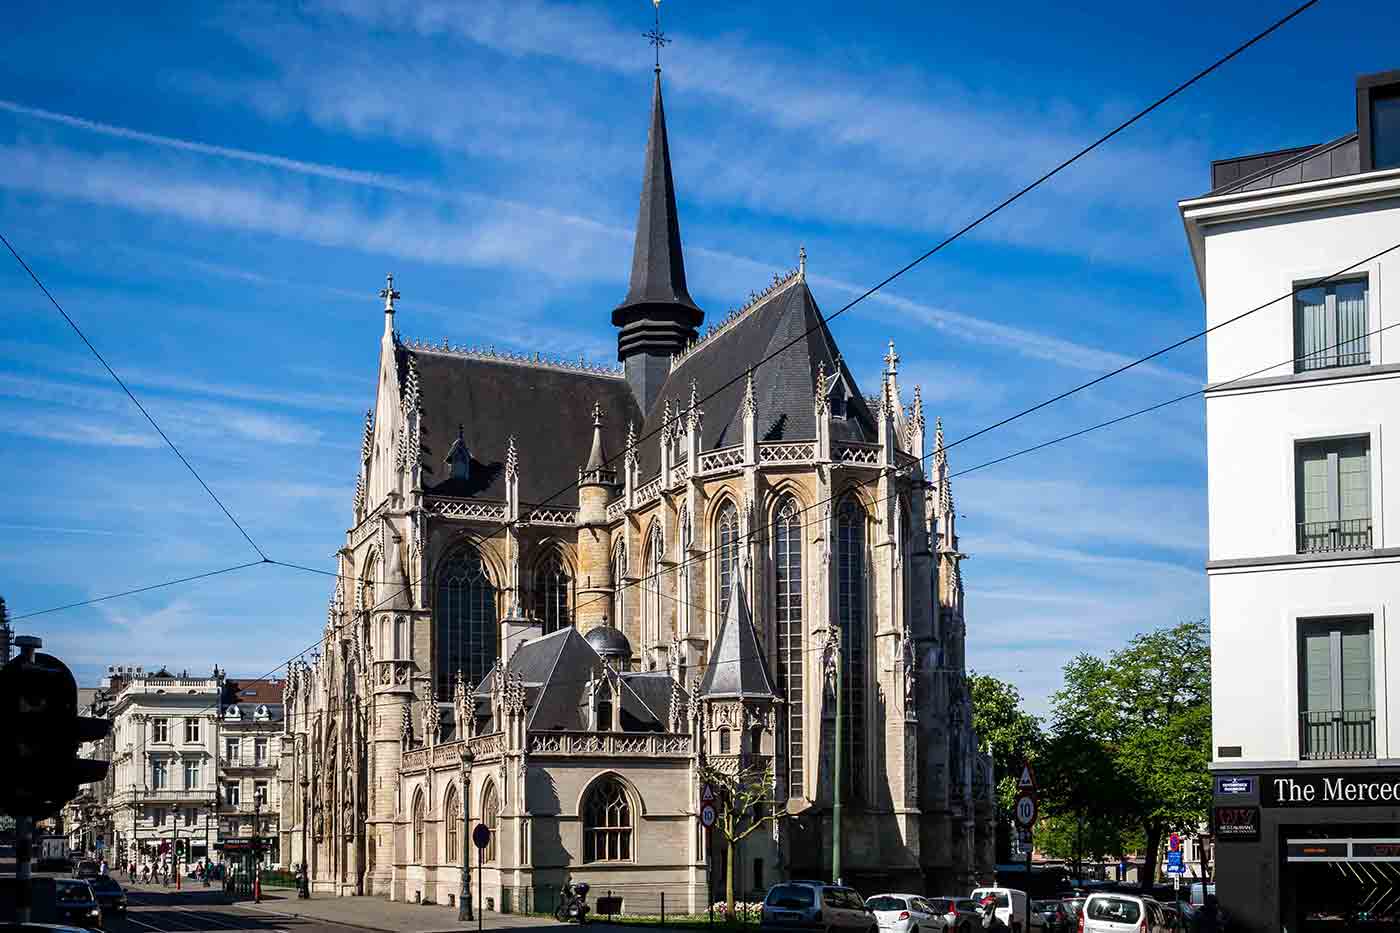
[822,626,842,696]
[624,421,638,470]
[799,245,806,277]
[814,360,828,413]
[742,368,757,417]
[360,409,375,463]
[505,435,519,480]
[424,688,441,746]
[884,339,900,376]
[911,385,925,429]
[661,399,674,441]
[592,401,603,428]
[400,703,413,747]
[379,273,400,312]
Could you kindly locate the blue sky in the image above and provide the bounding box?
[1,0,1395,713]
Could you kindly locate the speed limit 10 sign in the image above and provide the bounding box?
[1014,793,1038,828]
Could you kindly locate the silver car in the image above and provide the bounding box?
[865,894,939,933]
[762,882,876,933]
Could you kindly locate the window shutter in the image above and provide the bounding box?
[1295,286,1328,369]
[1298,446,1330,526]
[1302,629,1333,713]
[1336,280,1369,364]
[1341,626,1374,711]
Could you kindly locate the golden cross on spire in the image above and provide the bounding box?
[644,0,669,73]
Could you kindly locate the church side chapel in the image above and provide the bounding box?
[279,58,995,910]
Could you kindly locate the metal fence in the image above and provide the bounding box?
[509,886,764,927]
[1297,518,1372,554]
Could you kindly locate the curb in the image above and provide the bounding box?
[240,900,467,933]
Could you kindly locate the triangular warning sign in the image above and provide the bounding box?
[701,784,717,804]
[1018,763,1037,790]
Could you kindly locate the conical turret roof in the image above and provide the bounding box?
[699,574,777,699]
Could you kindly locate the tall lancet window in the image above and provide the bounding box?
[774,496,804,799]
[436,546,497,699]
[533,550,573,634]
[643,522,665,657]
[611,538,628,633]
[836,496,868,800]
[716,501,740,621]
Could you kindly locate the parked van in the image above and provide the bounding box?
[970,888,1040,933]
[1080,892,1171,933]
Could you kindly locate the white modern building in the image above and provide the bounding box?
[108,667,224,872]
[1181,69,1400,931]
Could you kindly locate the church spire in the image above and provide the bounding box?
[613,67,704,411]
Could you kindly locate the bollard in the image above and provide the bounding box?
[661,891,665,927]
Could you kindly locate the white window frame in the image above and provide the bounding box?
[1281,425,1384,556]
[225,782,241,807]
[151,759,168,789]
[254,737,268,764]
[184,717,200,744]
[253,780,269,807]
[184,759,200,790]
[151,718,169,744]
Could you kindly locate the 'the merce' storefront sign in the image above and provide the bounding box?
[1265,772,1400,807]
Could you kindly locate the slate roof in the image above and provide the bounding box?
[699,577,778,700]
[1207,134,1360,196]
[471,628,671,733]
[400,347,639,504]
[636,276,876,479]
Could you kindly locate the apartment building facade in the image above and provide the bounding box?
[217,679,283,868]
[1181,69,1400,931]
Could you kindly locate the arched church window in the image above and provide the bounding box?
[481,781,499,864]
[718,727,731,755]
[643,523,665,654]
[715,500,739,619]
[445,785,460,865]
[836,496,868,801]
[533,550,573,634]
[435,546,497,700]
[773,496,804,799]
[412,791,425,863]
[611,538,627,634]
[582,777,633,862]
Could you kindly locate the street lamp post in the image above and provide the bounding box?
[458,747,474,922]
[205,793,213,887]
[299,776,310,899]
[253,797,262,903]
[130,785,137,879]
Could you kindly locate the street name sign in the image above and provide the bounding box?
[1013,793,1037,828]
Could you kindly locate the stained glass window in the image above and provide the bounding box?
[774,497,804,798]
[533,551,572,634]
[716,501,739,618]
[436,547,497,699]
[836,497,868,801]
[583,777,633,862]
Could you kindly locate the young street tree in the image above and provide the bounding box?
[698,762,781,919]
[1052,619,1212,886]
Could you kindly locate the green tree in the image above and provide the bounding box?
[969,673,1044,861]
[1052,620,1212,886]
[1035,727,1137,877]
[698,763,782,920]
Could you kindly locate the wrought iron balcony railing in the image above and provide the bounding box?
[1297,348,1369,373]
[1297,518,1372,554]
[1300,709,1376,760]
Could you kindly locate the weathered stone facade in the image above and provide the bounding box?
[280,70,993,909]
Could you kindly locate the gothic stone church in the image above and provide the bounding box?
[279,70,995,910]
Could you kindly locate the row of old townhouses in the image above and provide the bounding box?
[63,666,285,873]
[279,65,994,912]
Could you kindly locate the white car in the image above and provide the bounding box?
[969,888,1043,933]
[1081,893,1172,933]
[865,894,939,933]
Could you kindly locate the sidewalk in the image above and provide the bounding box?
[242,889,565,933]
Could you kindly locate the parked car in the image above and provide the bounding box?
[1081,893,1171,933]
[762,882,875,933]
[85,877,126,917]
[71,863,99,881]
[970,888,1042,933]
[1031,900,1070,933]
[52,880,102,931]
[926,897,982,932]
[865,894,939,933]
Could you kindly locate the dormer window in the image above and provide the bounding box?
[445,425,471,481]
[1359,70,1400,172]
[254,704,269,721]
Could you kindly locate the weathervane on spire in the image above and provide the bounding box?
[379,273,400,312]
[645,0,669,73]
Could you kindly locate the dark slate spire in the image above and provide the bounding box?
[613,71,704,411]
[699,574,778,699]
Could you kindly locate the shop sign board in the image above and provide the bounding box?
[1214,776,1254,796]
[1263,771,1400,807]
[1213,805,1260,842]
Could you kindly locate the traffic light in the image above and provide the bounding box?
[0,643,111,818]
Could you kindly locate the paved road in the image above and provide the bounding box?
[112,887,370,933]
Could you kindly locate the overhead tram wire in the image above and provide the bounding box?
[9,561,265,621]
[16,231,1394,624]
[507,0,1320,523]
[0,230,270,563]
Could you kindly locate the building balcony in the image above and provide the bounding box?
[1296,518,1372,555]
[1300,709,1376,760]
[1297,348,1369,374]
[219,754,273,770]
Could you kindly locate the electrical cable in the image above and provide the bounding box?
[9,562,265,621]
[506,0,1320,521]
[0,231,270,562]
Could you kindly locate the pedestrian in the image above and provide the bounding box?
[99,858,108,876]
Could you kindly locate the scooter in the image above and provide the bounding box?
[555,881,591,924]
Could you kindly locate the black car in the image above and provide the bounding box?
[53,880,103,931]
[85,877,126,917]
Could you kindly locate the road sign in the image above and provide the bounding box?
[1166,850,1185,875]
[1017,763,1038,791]
[1013,793,1037,828]
[701,783,716,804]
[1169,833,1181,853]
[700,804,717,828]
[472,823,491,850]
